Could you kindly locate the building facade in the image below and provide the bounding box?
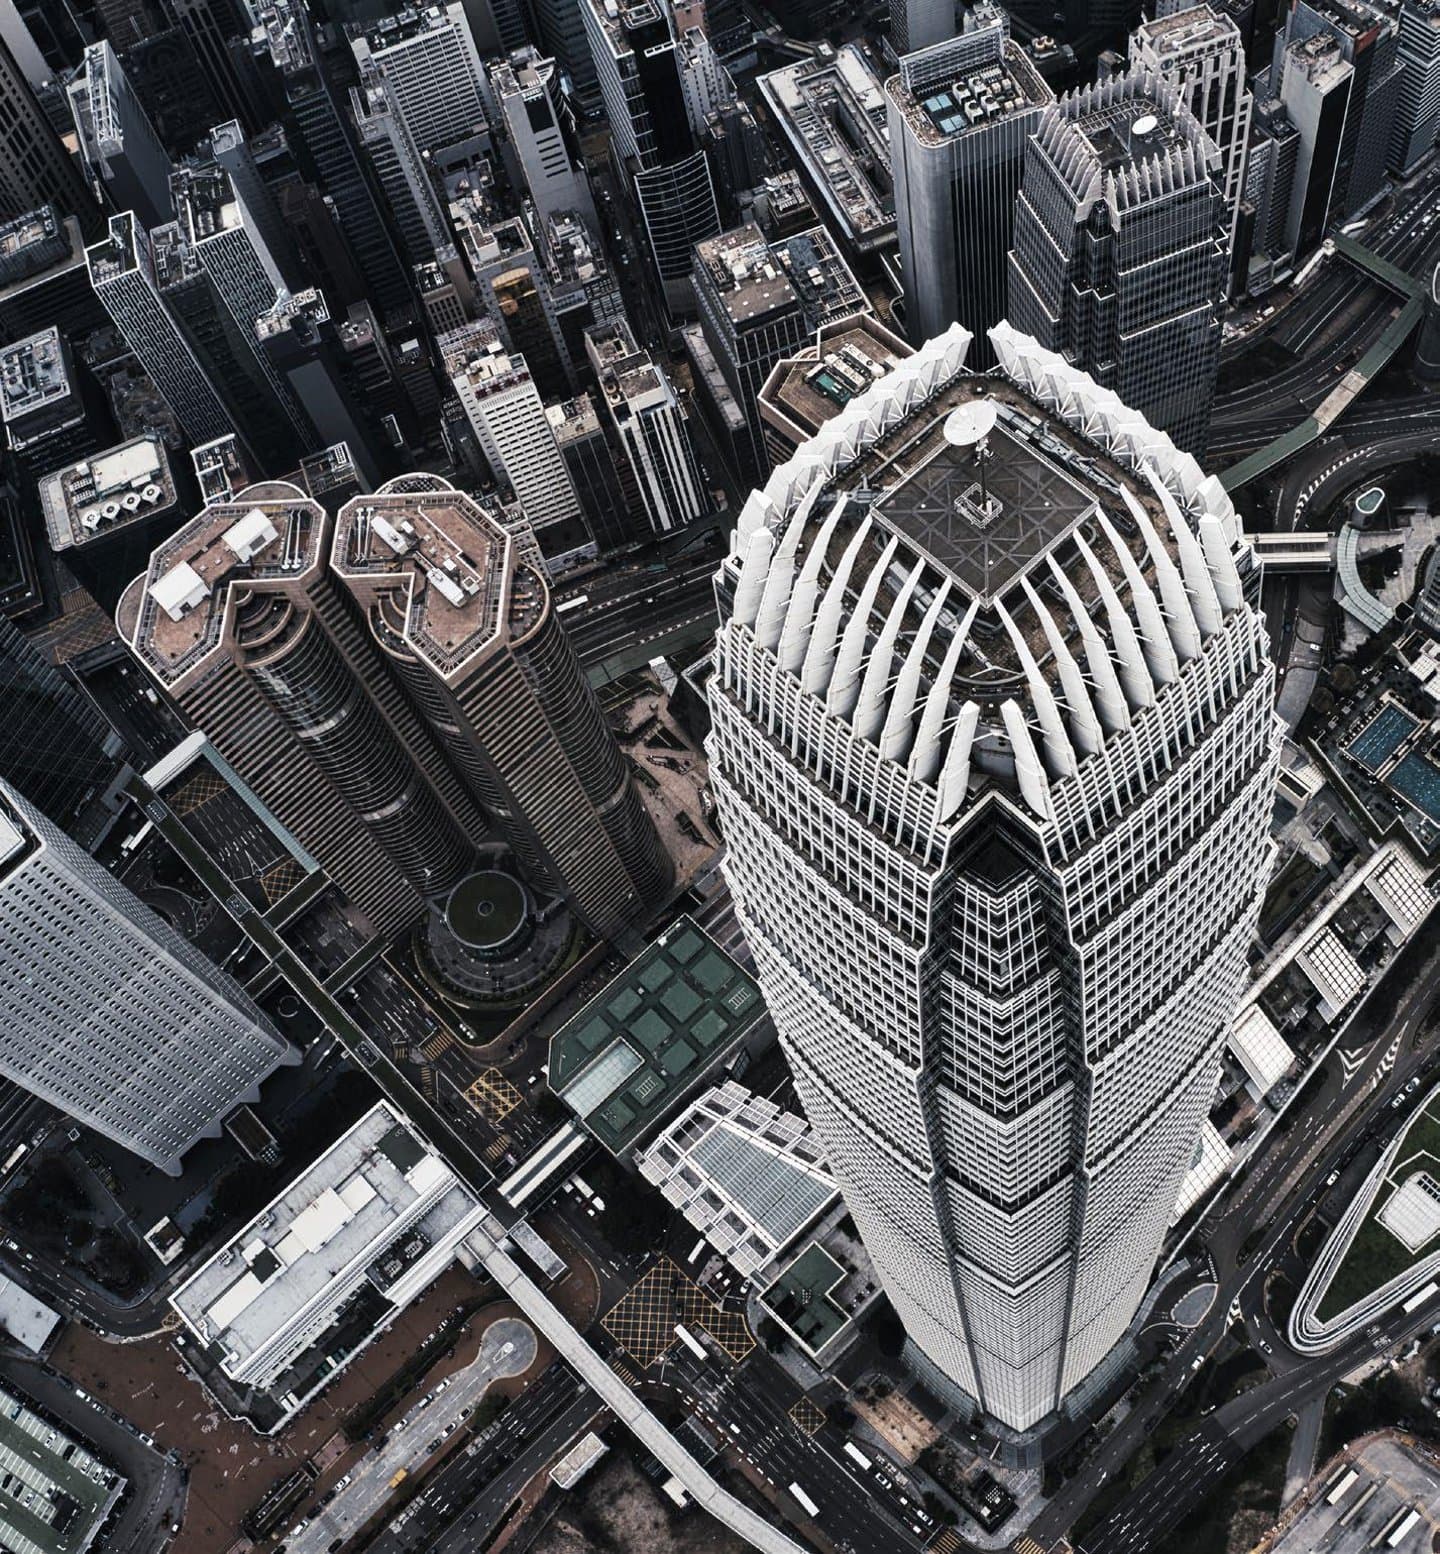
[332,476,670,939]
[707,320,1278,1433]
[0,778,297,1174]
[1131,6,1252,257]
[1008,71,1227,457]
[888,25,1054,360]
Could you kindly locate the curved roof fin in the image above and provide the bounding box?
[881,578,951,764]
[909,597,979,783]
[936,700,978,821]
[855,557,925,744]
[1142,465,1221,636]
[800,516,871,697]
[1096,510,1179,686]
[1121,486,1202,659]
[1074,531,1156,710]
[827,535,898,718]
[995,598,1077,779]
[754,488,817,651]
[1045,556,1131,733]
[1020,577,1103,756]
[1198,512,1244,615]
[731,526,774,630]
[778,497,846,675]
[1002,699,1052,820]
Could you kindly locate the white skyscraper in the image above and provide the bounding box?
[445,325,593,567]
[1131,6,1253,254]
[707,320,1279,1434]
[349,3,490,157]
[0,779,297,1175]
[586,318,704,534]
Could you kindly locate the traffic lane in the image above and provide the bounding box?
[367,1367,593,1554]
[430,1392,599,1554]
[1037,963,1440,1540]
[286,1318,536,1554]
[667,1351,929,1554]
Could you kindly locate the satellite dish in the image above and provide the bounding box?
[944,400,998,449]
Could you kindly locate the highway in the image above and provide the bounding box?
[284,1317,536,1554]
[1211,170,1440,456]
[560,554,720,679]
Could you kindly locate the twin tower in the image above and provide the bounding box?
[118,474,670,943]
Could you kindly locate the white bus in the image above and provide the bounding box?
[1402,1281,1438,1314]
[788,1483,819,1517]
[843,1441,873,1471]
[556,594,588,615]
[673,1324,708,1361]
[1324,1468,1358,1506]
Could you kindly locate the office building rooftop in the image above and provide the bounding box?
[889,30,1052,145]
[190,435,252,505]
[695,225,800,328]
[758,46,896,253]
[0,206,71,287]
[770,227,868,326]
[37,434,176,552]
[119,483,325,686]
[332,475,544,679]
[586,318,670,410]
[0,328,73,429]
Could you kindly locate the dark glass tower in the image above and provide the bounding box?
[0,614,125,842]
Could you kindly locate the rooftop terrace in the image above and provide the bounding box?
[119,482,325,685]
[333,476,544,678]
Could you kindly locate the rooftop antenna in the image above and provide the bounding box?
[944,398,998,515]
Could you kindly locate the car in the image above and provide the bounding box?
[1325,1170,1339,1187]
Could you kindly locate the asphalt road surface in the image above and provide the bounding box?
[285,1317,534,1554]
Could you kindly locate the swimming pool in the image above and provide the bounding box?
[1387,751,1440,824]
[1344,703,1420,775]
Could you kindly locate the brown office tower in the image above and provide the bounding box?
[332,475,670,939]
[118,482,485,936]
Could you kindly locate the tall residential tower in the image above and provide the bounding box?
[332,476,670,939]
[118,483,486,937]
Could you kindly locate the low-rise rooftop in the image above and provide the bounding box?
[758,45,895,254]
[760,313,912,452]
[170,1101,484,1389]
[550,916,765,1156]
[0,1382,125,1554]
[0,329,75,433]
[37,434,176,552]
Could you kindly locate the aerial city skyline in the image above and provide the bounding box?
[0,0,1435,1548]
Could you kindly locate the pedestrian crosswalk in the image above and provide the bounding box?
[1013,1536,1047,1554]
[419,1028,455,1061]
